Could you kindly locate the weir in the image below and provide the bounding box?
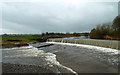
[47,39,120,50]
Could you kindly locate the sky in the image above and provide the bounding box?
[0,0,119,34]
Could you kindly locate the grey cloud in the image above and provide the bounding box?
[2,2,118,34]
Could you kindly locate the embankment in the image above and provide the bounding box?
[47,39,120,50]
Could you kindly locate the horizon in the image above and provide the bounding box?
[1,32,90,35]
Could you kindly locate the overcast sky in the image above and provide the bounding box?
[0,0,118,34]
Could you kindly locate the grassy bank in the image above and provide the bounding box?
[1,35,48,48]
[2,35,41,41]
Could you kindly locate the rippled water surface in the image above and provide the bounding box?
[2,42,119,73]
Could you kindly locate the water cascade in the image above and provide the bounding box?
[47,39,120,50]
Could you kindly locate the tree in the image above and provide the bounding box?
[46,32,49,35]
[89,28,97,39]
[89,24,112,39]
[89,16,120,39]
[112,16,120,37]
[112,16,120,31]
[41,33,45,36]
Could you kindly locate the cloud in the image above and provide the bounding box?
[2,20,41,34]
[1,1,118,34]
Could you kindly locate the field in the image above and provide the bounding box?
[2,35,41,42]
[1,35,42,48]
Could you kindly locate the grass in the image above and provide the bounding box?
[1,35,42,48]
[2,35,41,42]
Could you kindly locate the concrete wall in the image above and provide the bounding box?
[47,39,120,50]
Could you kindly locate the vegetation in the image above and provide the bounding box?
[1,32,89,48]
[2,35,44,48]
[89,16,120,40]
[41,32,89,38]
[2,35,41,42]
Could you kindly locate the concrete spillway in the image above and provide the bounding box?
[47,39,120,50]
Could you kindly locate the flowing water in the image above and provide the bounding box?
[2,44,77,74]
[2,42,119,73]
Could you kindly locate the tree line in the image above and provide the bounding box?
[41,32,89,38]
[89,16,120,40]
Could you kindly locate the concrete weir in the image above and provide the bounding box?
[47,39,120,50]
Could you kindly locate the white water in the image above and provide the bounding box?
[2,45,78,74]
[44,52,77,74]
[47,42,119,66]
[47,42,119,55]
[3,42,119,73]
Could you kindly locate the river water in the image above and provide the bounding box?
[2,42,119,73]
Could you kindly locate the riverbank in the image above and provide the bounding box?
[1,35,48,48]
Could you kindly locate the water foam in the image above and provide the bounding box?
[47,42,119,66]
[46,42,119,55]
[44,52,78,74]
[2,45,78,74]
[2,45,33,51]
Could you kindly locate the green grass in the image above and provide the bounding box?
[2,35,41,42]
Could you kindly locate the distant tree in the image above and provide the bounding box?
[90,24,111,39]
[2,33,8,36]
[41,33,45,36]
[90,16,120,39]
[84,33,89,36]
[112,16,120,31]
[89,28,97,39]
[73,32,80,36]
[112,16,120,37]
[46,32,49,35]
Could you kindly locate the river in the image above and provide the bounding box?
[2,41,119,73]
